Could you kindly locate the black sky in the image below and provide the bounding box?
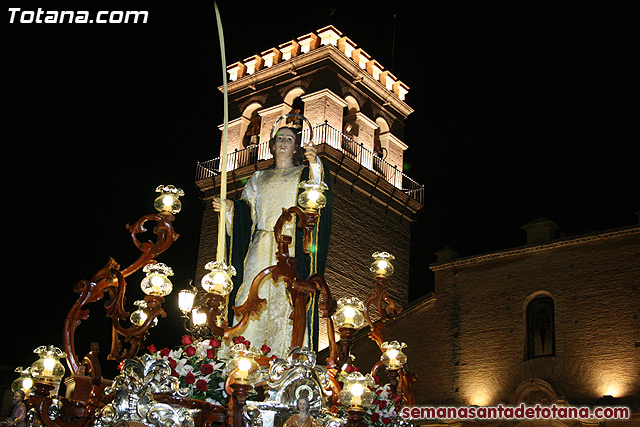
[3,1,638,377]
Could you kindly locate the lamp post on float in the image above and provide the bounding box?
[381,341,408,395]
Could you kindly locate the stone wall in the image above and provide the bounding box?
[351,226,640,408]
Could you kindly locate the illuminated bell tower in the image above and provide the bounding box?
[195,25,423,349]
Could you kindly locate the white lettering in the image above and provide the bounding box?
[20,10,34,23]
[35,8,44,23]
[110,11,123,23]
[75,11,88,23]
[8,7,20,23]
[125,11,148,24]
[96,11,108,23]
[44,11,57,23]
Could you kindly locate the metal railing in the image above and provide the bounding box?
[196,122,424,204]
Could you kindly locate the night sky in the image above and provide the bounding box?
[4,1,638,378]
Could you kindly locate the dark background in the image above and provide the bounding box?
[3,1,638,380]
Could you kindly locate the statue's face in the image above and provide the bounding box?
[12,392,22,405]
[273,128,297,161]
[297,398,309,414]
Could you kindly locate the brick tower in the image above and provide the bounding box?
[195,25,423,348]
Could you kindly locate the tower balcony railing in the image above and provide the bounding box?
[196,122,424,204]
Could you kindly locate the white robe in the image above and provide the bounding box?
[231,164,320,357]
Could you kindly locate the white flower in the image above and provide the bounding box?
[175,359,194,376]
[196,340,211,359]
[169,348,183,359]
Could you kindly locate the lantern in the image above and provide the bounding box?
[370,251,395,277]
[154,185,184,214]
[338,371,375,410]
[381,341,408,370]
[30,346,66,395]
[140,263,173,297]
[201,261,236,295]
[225,344,260,386]
[297,180,329,212]
[333,297,365,329]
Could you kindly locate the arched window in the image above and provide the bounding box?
[526,295,555,359]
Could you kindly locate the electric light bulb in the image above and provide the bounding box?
[351,384,364,397]
[43,358,55,377]
[238,358,252,372]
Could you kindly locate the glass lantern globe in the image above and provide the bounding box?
[178,288,196,313]
[370,251,395,277]
[201,261,236,295]
[153,185,185,214]
[191,308,208,326]
[30,346,66,395]
[381,341,408,370]
[332,297,365,329]
[225,344,260,385]
[140,263,173,297]
[338,371,375,409]
[298,180,329,212]
[129,300,158,327]
[11,367,34,394]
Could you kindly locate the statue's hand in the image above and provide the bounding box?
[212,197,233,212]
[304,143,318,164]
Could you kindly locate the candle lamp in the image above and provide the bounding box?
[30,346,66,396]
[298,180,329,213]
[370,251,395,277]
[11,367,34,394]
[226,344,260,386]
[338,371,375,410]
[153,185,184,215]
[201,261,236,296]
[140,263,174,297]
[178,288,197,313]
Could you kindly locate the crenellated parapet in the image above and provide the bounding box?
[226,25,411,103]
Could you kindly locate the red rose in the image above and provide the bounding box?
[381,417,392,425]
[244,340,251,349]
[168,358,177,369]
[370,414,380,423]
[185,372,195,384]
[352,366,359,372]
[206,349,216,359]
[372,375,380,385]
[171,369,179,377]
[196,379,208,392]
[232,336,245,344]
[160,347,171,357]
[344,365,354,373]
[375,399,388,410]
[393,394,402,404]
[261,344,271,354]
[147,344,157,354]
[181,335,193,345]
[210,339,221,348]
[270,355,277,361]
[200,363,214,375]
[185,346,196,357]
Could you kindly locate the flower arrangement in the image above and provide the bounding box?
[364,383,404,427]
[144,334,273,406]
[146,335,228,405]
